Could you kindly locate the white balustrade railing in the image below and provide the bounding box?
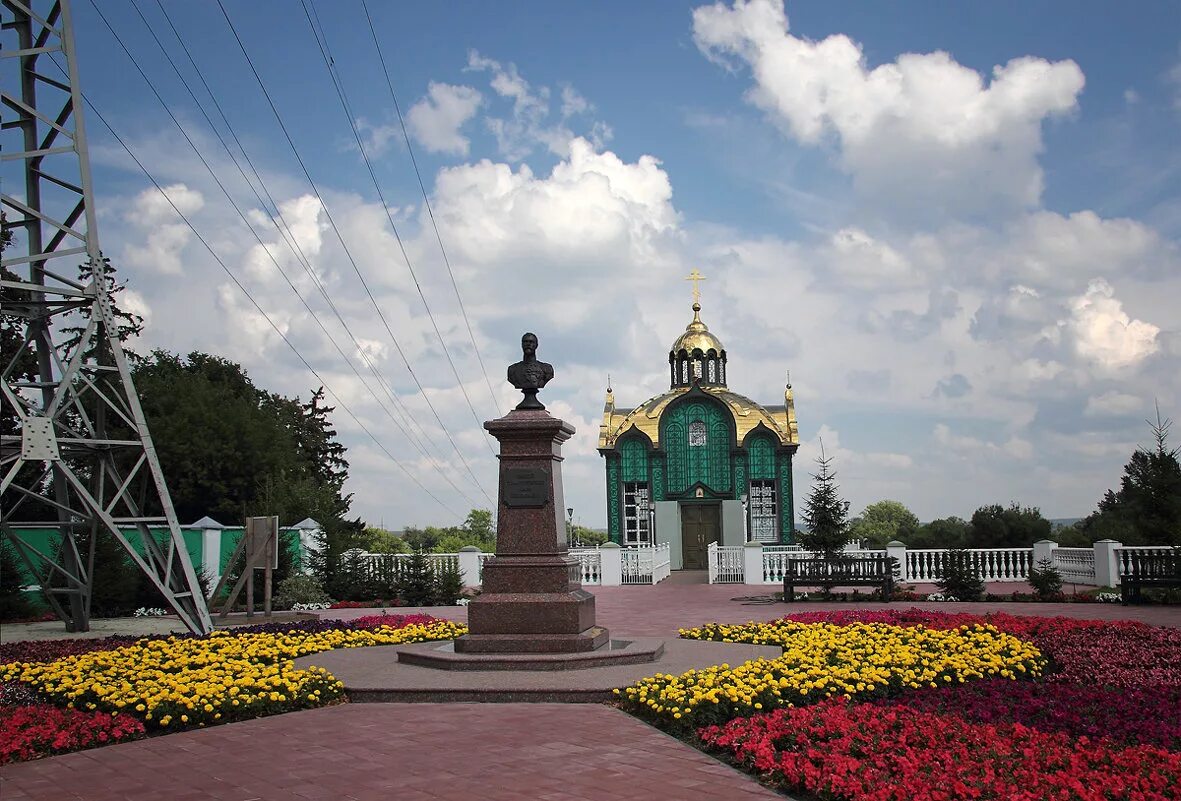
[762,548,794,583]
[620,543,672,585]
[348,552,461,583]
[904,548,1033,583]
[477,553,494,583]
[708,542,745,584]
[652,542,672,583]
[343,540,1156,591]
[568,547,602,585]
[1115,546,1176,578]
[621,547,652,585]
[1052,547,1096,583]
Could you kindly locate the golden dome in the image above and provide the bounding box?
[671,302,724,355]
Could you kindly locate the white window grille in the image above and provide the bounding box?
[688,420,707,447]
[692,359,703,379]
[623,482,651,545]
[749,479,777,543]
[707,359,716,383]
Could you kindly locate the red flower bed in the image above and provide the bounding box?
[0,636,142,665]
[1,703,145,763]
[700,700,1181,801]
[877,679,1181,750]
[349,613,441,630]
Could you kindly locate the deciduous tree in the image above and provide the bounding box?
[849,500,920,548]
[968,504,1051,548]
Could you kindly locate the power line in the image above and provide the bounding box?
[88,0,485,509]
[215,0,495,504]
[360,0,502,420]
[136,0,440,470]
[302,0,501,454]
[55,63,460,518]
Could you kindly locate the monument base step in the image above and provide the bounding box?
[396,636,663,671]
[453,625,609,654]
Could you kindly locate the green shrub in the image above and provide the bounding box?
[935,548,984,602]
[272,574,330,610]
[394,551,436,607]
[330,549,387,601]
[433,561,464,606]
[1028,557,1064,601]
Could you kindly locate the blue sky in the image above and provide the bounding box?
[13,0,1180,529]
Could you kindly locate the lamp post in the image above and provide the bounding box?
[567,507,575,546]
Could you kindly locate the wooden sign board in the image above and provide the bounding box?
[245,516,280,569]
[210,515,280,619]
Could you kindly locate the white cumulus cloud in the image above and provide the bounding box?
[1084,391,1143,417]
[406,82,483,156]
[692,0,1085,218]
[122,183,204,274]
[1066,279,1159,369]
[431,136,677,270]
[934,423,1033,461]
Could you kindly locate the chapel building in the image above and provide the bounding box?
[597,284,799,569]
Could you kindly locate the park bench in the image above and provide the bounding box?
[783,554,894,602]
[1121,549,1181,604]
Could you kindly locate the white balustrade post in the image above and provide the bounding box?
[599,543,623,586]
[1093,539,1122,588]
[292,517,322,575]
[1033,539,1057,570]
[744,541,765,584]
[886,540,908,582]
[458,546,482,588]
[191,516,225,585]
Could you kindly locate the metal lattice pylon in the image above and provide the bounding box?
[1,0,212,634]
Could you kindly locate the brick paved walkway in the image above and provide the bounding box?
[0,704,786,801]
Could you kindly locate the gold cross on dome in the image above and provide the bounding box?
[684,269,706,303]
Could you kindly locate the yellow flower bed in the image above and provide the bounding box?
[1,620,465,730]
[615,621,1044,730]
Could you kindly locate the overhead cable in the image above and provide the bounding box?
[215,0,496,503]
[58,67,460,517]
[360,0,502,420]
[89,0,485,509]
[304,0,502,445]
[132,0,437,466]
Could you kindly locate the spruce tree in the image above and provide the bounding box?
[433,561,464,605]
[0,540,34,621]
[394,550,437,607]
[798,444,851,560]
[1081,405,1181,546]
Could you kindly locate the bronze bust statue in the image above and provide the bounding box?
[507,332,554,410]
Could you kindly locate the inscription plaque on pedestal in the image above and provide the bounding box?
[503,467,549,508]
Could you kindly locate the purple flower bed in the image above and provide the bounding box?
[877,679,1181,750]
[0,636,142,665]
[0,614,444,665]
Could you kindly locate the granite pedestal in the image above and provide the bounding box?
[454,409,607,655]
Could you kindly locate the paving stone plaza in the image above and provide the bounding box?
[2,578,1178,801]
